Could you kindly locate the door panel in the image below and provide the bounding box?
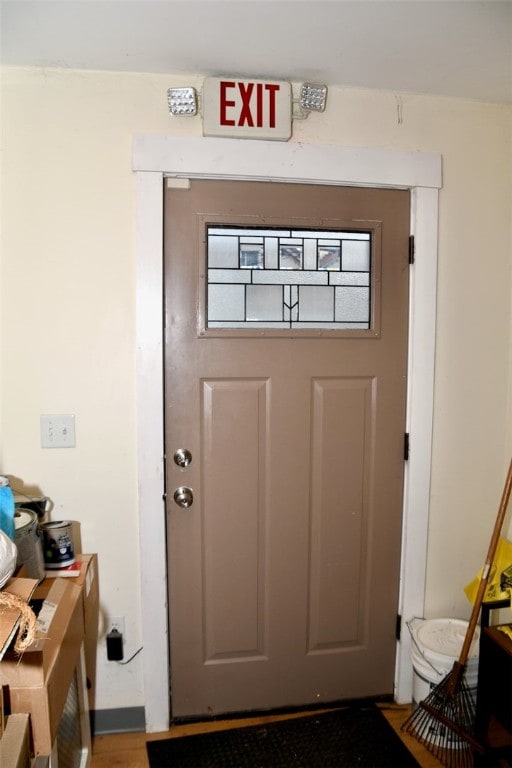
[202,377,268,662]
[164,180,410,718]
[308,376,373,651]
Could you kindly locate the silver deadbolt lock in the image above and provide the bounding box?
[174,448,192,468]
[174,486,193,508]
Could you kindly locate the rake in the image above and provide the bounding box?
[402,457,512,768]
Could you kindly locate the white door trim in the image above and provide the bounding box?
[134,135,441,732]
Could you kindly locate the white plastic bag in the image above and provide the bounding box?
[0,528,17,588]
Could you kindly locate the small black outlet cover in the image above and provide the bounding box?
[107,630,124,661]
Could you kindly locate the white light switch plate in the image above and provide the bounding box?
[40,414,76,448]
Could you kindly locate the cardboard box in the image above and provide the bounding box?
[78,554,99,711]
[42,555,99,709]
[2,713,31,768]
[0,579,84,755]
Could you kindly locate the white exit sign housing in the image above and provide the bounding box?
[202,77,292,141]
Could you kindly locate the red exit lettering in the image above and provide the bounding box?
[220,81,280,128]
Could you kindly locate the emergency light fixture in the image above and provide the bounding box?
[299,83,328,112]
[166,80,328,141]
[167,87,198,116]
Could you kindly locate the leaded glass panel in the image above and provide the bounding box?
[206,225,371,329]
[240,244,264,269]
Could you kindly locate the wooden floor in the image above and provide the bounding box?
[90,703,444,768]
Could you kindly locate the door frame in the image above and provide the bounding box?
[133,135,442,732]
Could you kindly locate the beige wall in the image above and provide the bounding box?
[1,67,511,712]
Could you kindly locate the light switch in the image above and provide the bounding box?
[40,414,76,448]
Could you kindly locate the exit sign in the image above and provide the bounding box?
[202,77,292,141]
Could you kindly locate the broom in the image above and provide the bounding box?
[402,457,512,768]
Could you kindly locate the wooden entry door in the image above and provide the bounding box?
[164,179,410,718]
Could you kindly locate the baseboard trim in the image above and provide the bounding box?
[91,706,146,735]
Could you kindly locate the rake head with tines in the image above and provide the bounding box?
[402,660,481,768]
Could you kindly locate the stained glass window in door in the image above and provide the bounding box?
[207,226,371,329]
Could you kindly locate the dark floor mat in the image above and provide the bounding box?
[146,704,420,767]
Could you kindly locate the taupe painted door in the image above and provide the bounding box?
[164,180,410,718]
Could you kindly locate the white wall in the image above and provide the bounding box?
[1,67,511,713]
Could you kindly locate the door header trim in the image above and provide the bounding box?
[133,135,442,190]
